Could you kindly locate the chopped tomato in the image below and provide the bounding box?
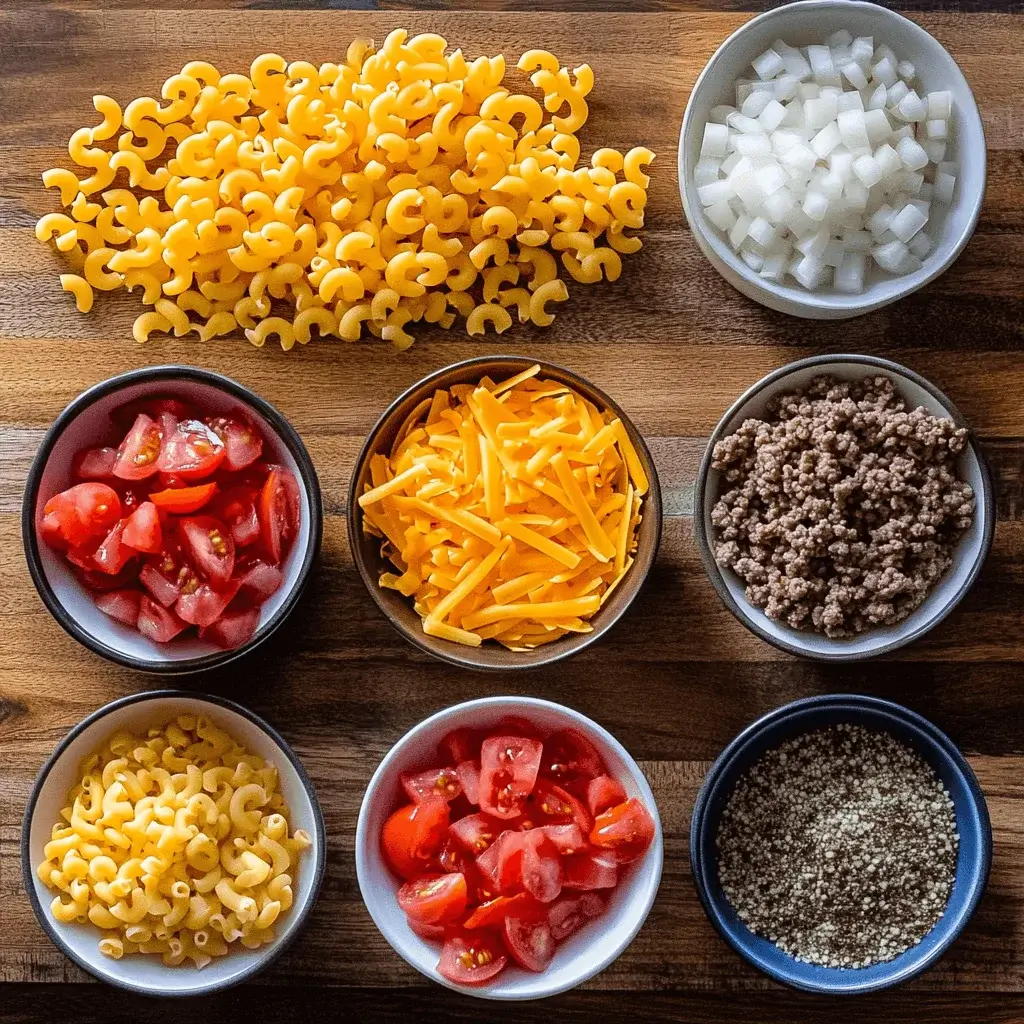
[72,447,117,480]
[398,873,468,926]
[176,578,241,627]
[436,837,472,876]
[140,560,187,608]
[149,482,219,514]
[136,595,187,643]
[542,728,605,783]
[44,483,122,547]
[455,760,481,806]
[437,932,507,986]
[450,813,504,856]
[234,556,283,601]
[93,519,134,575]
[463,892,540,929]
[75,562,139,592]
[536,824,586,855]
[479,735,543,820]
[94,588,143,627]
[156,419,226,481]
[518,831,563,903]
[113,413,163,480]
[503,914,555,972]
[408,918,446,941]
[589,798,656,864]
[381,799,450,882]
[40,510,67,551]
[563,851,618,891]
[113,396,195,433]
[181,515,235,583]
[258,468,296,563]
[438,728,480,766]
[122,501,162,553]
[586,775,628,817]
[207,416,263,471]
[547,892,606,942]
[66,537,101,570]
[528,779,593,834]
[475,831,523,894]
[112,483,145,511]
[214,486,260,546]
[198,605,261,650]
[401,767,462,804]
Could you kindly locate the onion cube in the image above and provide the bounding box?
[867,83,888,110]
[872,239,910,273]
[705,200,737,233]
[758,99,789,131]
[709,105,737,124]
[899,170,925,195]
[762,189,796,223]
[938,161,958,177]
[890,203,929,241]
[805,95,839,130]
[753,48,786,81]
[926,118,948,140]
[808,44,835,80]
[830,149,854,177]
[851,36,874,67]
[698,179,735,207]
[837,90,865,114]
[747,216,776,248]
[818,170,845,201]
[908,230,932,259]
[802,190,830,221]
[844,180,870,210]
[896,136,929,171]
[741,91,774,118]
[773,39,812,80]
[727,112,767,135]
[826,29,854,48]
[872,56,898,87]
[729,214,753,250]
[720,152,742,176]
[864,109,892,147]
[897,60,916,81]
[774,74,800,101]
[934,171,956,205]
[837,110,870,150]
[927,90,953,119]
[755,163,788,196]
[842,228,873,251]
[874,142,902,177]
[771,130,802,154]
[841,61,869,90]
[835,251,867,292]
[760,253,787,280]
[798,82,821,101]
[867,203,895,236]
[811,121,843,157]
[695,157,722,187]
[735,134,773,158]
[887,81,910,110]
[897,90,928,122]
[781,144,817,175]
[922,140,947,164]
[701,123,730,158]
[822,239,845,267]
[736,79,754,106]
[853,154,883,187]
[740,249,765,272]
[793,254,827,289]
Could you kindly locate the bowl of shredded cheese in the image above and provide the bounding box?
[348,357,661,669]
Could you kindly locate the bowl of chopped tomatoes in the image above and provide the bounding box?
[22,366,322,673]
[355,696,663,1000]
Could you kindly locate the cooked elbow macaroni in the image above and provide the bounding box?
[36,715,312,969]
[36,33,654,349]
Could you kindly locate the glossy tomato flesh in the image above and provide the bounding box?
[180,515,235,583]
[397,872,468,925]
[136,595,187,643]
[73,447,117,480]
[94,587,142,627]
[382,799,450,882]
[547,892,606,942]
[586,775,627,817]
[437,933,507,986]
[122,501,162,553]
[479,735,543,819]
[114,413,163,480]
[198,605,261,650]
[149,482,219,514]
[156,419,226,481]
[401,767,462,804]
[207,416,263,471]
[541,728,606,783]
[503,914,556,972]
[590,798,656,864]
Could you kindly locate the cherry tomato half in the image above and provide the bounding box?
[207,416,263,471]
[180,515,235,584]
[72,447,117,481]
[462,892,540,930]
[198,605,261,650]
[589,798,656,864]
[546,892,606,942]
[94,588,143,627]
[437,932,507,986]
[156,419,226,481]
[122,501,162,554]
[381,799,450,882]
[149,482,219,514]
[479,735,543,820]
[503,914,555,973]
[401,767,462,805]
[397,872,468,926]
[586,775,627,818]
[541,728,605,783]
[136,595,187,643]
[113,413,163,480]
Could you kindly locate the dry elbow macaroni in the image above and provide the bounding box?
[35,33,654,350]
[36,715,311,969]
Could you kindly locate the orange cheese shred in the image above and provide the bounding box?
[358,365,646,649]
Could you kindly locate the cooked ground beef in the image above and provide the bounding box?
[710,374,975,638]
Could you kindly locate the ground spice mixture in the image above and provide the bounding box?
[711,374,975,638]
[716,724,959,968]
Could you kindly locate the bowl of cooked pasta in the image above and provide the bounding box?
[22,690,326,996]
[348,356,662,670]
[22,365,323,673]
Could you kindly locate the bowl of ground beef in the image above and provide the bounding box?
[694,354,993,660]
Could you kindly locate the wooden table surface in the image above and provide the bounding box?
[2,1,1024,1021]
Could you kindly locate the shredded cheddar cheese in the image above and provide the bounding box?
[358,364,646,650]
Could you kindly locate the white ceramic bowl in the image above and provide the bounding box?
[22,366,323,673]
[22,691,326,996]
[355,696,664,1000]
[693,354,994,660]
[678,0,986,319]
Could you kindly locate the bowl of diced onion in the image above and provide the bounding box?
[677,0,986,318]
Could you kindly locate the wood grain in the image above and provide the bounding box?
[2,5,1024,1023]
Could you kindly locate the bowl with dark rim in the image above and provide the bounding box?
[690,693,991,994]
[22,689,326,997]
[22,365,323,674]
[693,353,994,661]
[347,356,662,671]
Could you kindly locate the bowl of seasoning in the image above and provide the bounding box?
[348,356,662,671]
[23,366,322,673]
[693,353,993,660]
[691,693,991,994]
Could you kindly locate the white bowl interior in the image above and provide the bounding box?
[26,695,322,996]
[703,361,990,658]
[32,377,314,664]
[355,697,664,1001]
[678,0,986,318]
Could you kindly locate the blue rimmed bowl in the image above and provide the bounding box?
[690,694,991,994]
